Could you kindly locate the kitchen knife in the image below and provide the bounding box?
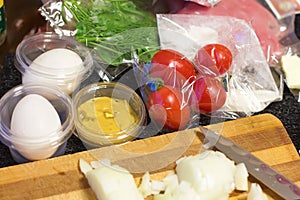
[198,126,300,200]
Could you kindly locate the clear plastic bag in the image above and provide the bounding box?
[264,0,300,101]
[184,0,221,7]
[133,14,282,130]
[278,42,300,102]
[176,0,298,65]
[39,0,159,81]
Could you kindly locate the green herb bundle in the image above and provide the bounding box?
[62,0,160,66]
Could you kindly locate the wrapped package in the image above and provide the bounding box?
[39,0,159,81]
[176,0,297,64]
[133,14,282,131]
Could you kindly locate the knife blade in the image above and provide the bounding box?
[198,126,300,200]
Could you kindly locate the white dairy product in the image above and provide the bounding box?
[281,55,300,89]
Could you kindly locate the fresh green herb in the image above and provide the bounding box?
[62,0,160,66]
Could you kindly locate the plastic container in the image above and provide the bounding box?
[14,32,94,95]
[73,82,146,149]
[0,84,74,163]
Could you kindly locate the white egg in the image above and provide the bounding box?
[11,94,61,138]
[10,94,62,160]
[33,48,83,71]
[22,48,84,94]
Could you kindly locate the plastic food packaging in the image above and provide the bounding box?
[39,0,159,82]
[278,42,300,102]
[185,0,221,7]
[133,14,282,129]
[176,0,298,65]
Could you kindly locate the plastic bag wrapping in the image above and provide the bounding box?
[176,0,297,65]
[158,14,282,113]
[39,0,159,82]
[39,0,77,36]
[278,42,300,102]
[265,0,300,102]
[267,0,299,50]
[184,0,221,7]
[133,14,282,132]
[264,0,299,20]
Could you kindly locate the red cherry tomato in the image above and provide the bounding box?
[148,85,190,130]
[150,49,196,89]
[194,44,232,77]
[192,77,227,114]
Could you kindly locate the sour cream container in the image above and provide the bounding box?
[0,84,74,163]
[14,32,94,95]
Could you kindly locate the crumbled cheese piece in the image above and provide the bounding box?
[281,55,300,89]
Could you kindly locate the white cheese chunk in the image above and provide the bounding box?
[234,163,249,191]
[247,183,268,200]
[138,171,165,197]
[175,150,236,200]
[80,159,143,200]
[281,55,300,89]
[79,159,93,175]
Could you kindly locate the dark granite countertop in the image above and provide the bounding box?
[0,53,300,168]
[0,6,299,168]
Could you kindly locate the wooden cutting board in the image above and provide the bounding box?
[0,113,299,200]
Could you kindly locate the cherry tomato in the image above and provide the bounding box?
[150,49,196,89]
[148,85,190,130]
[194,44,232,77]
[192,77,227,114]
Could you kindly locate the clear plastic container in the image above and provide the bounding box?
[14,32,94,95]
[0,84,74,163]
[73,82,146,149]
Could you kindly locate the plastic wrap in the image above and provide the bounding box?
[264,0,300,101]
[176,0,297,65]
[265,0,300,19]
[133,14,282,132]
[185,0,221,7]
[39,0,159,81]
[278,42,300,102]
[39,0,294,131]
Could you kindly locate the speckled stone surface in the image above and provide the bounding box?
[0,54,300,168]
[0,53,88,167]
[0,15,299,167]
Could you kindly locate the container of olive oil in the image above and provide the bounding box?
[0,0,6,46]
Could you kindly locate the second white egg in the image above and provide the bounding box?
[11,94,62,138]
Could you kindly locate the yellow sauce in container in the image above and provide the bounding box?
[78,96,138,135]
[73,82,146,148]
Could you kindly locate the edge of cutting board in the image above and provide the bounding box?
[0,113,299,200]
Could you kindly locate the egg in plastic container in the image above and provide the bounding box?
[0,84,74,163]
[14,32,94,95]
